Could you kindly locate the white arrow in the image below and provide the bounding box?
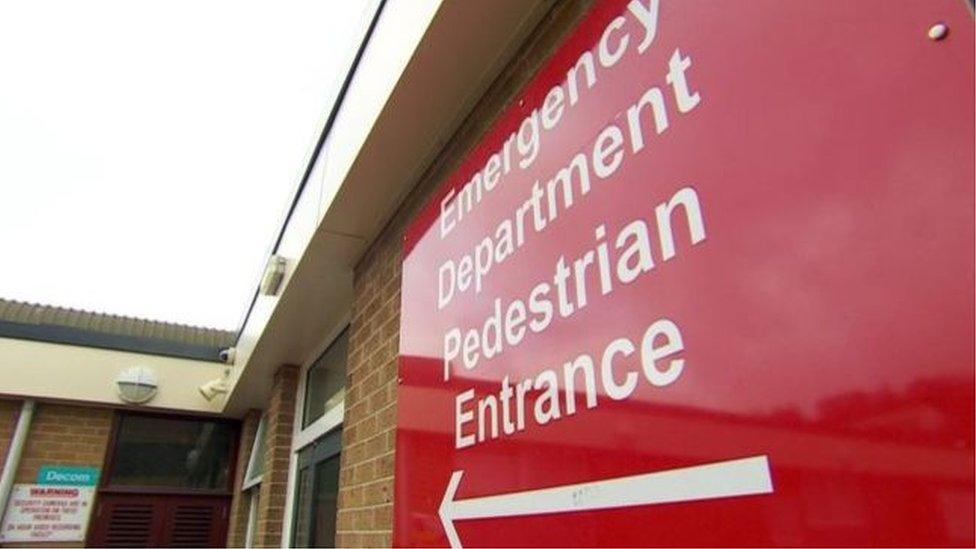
[439,455,773,548]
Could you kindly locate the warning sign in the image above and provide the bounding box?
[0,484,95,543]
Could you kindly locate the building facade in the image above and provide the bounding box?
[1,0,974,547]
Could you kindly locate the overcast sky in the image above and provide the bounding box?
[0,1,373,330]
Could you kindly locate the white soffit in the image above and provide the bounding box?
[224,0,554,415]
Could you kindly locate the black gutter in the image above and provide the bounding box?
[235,0,388,345]
[0,320,227,362]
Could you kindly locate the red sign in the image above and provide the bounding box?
[396,0,974,546]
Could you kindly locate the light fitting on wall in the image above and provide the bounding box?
[259,255,287,296]
[115,366,158,404]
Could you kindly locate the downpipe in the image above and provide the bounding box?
[0,399,35,522]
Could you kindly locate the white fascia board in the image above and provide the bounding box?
[226,0,553,415]
[227,0,445,413]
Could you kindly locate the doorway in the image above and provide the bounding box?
[291,428,342,548]
[86,412,237,547]
[88,494,228,547]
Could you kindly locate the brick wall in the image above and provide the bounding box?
[254,365,297,548]
[227,409,262,548]
[334,2,593,547]
[13,403,112,485]
[335,228,400,548]
[0,401,112,548]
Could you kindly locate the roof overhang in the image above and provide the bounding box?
[223,0,555,415]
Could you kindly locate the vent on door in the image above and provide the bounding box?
[88,495,228,547]
[101,502,156,547]
[167,503,217,547]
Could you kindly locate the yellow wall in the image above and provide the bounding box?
[0,337,227,413]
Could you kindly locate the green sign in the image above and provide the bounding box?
[37,465,100,486]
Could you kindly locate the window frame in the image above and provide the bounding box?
[241,413,268,491]
[292,322,348,451]
[281,316,349,547]
[244,488,260,548]
[299,326,349,432]
[99,410,240,496]
[290,427,343,548]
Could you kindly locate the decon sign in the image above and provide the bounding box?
[397,0,974,546]
[37,466,100,487]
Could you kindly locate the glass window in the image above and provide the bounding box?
[107,414,235,490]
[243,414,267,487]
[293,466,314,548]
[303,329,349,428]
[310,455,341,546]
[245,489,260,548]
[292,430,342,548]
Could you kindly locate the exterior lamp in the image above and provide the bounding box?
[259,255,287,296]
[115,366,158,404]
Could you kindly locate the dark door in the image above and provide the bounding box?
[88,412,238,547]
[88,494,229,547]
[292,428,342,548]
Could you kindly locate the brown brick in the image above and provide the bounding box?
[12,404,112,486]
[361,532,391,547]
[377,452,395,478]
[226,409,261,547]
[253,365,298,547]
[330,2,593,546]
[0,402,112,548]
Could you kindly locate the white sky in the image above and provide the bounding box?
[0,1,374,331]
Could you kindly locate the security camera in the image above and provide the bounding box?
[218,347,236,365]
[198,378,228,401]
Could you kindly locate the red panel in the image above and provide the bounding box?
[396,1,974,546]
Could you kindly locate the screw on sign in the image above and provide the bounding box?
[396,0,974,546]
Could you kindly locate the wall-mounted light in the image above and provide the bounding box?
[259,255,287,296]
[115,366,158,404]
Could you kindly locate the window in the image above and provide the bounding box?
[284,323,350,545]
[303,328,348,428]
[244,490,260,548]
[242,414,267,548]
[106,414,235,490]
[243,415,267,489]
[292,429,342,548]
